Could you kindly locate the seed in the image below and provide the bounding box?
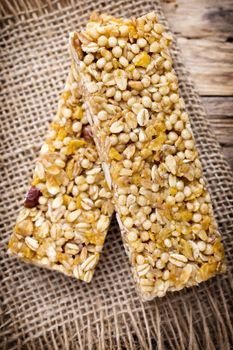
[142,96,152,108]
[197,241,206,252]
[163,270,170,280]
[165,120,172,130]
[174,120,184,132]
[123,144,136,159]
[137,264,150,276]
[97,35,108,46]
[124,217,134,229]
[170,93,179,103]
[138,196,147,206]
[154,23,164,34]
[131,44,140,54]
[169,253,187,267]
[110,121,124,133]
[128,231,138,242]
[84,54,94,65]
[142,76,151,88]
[175,191,185,203]
[112,46,122,58]
[119,56,129,67]
[83,42,99,53]
[128,80,143,90]
[164,238,172,248]
[168,131,178,142]
[52,196,63,209]
[184,186,192,197]
[150,41,160,53]
[166,196,175,206]
[81,254,98,271]
[97,215,110,232]
[81,198,94,210]
[25,237,39,251]
[181,129,191,140]
[169,114,178,124]
[119,25,129,36]
[62,108,72,118]
[184,140,194,150]
[176,180,184,191]
[119,134,130,145]
[159,86,169,96]
[165,155,177,175]
[156,259,165,270]
[76,222,90,231]
[193,213,202,223]
[114,90,122,101]
[96,57,106,69]
[98,110,108,121]
[142,220,152,230]
[81,159,91,168]
[67,209,80,222]
[72,121,82,133]
[108,36,117,47]
[120,168,133,176]
[137,108,150,126]
[86,82,99,93]
[35,162,45,179]
[200,203,209,214]
[139,130,147,142]
[114,70,128,90]
[160,253,169,264]
[46,245,57,262]
[73,265,82,279]
[68,201,76,211]
[137,38,147,48]
[65,243,80,254]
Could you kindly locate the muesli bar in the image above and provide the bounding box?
[70,12,225,299]
[9,65,114,282]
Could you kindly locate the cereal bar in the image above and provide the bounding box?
[70,12,225,299]
[9,65,114,282]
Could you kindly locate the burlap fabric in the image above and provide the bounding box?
[0,1,232,349]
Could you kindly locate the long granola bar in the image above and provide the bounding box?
[70,12,225,299]
[9,66,114,282]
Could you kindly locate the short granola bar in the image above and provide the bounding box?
[9,65,114,282]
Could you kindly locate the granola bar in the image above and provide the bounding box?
[70,12,225,299]
[9,66,114,282]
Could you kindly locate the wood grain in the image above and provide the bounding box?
[162,0,233,170]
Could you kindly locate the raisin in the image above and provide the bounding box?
[81,126,94,144]
[24,186,41,208]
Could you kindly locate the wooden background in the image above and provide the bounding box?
[162,0,233,170]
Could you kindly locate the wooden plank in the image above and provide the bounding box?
[202,97,233,117]
[176,38,233,96]
[201,97,233,169]
[162,0,233,40]
[162,0,233,96]
[207,117,233,145]
[222,147,233,170]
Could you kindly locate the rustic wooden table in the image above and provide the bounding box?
[162,0,233,170]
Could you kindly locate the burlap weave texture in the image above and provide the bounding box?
[0,1,232,349]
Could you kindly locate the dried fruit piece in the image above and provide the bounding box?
[81,125,94,143]
[24,186,41,208]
